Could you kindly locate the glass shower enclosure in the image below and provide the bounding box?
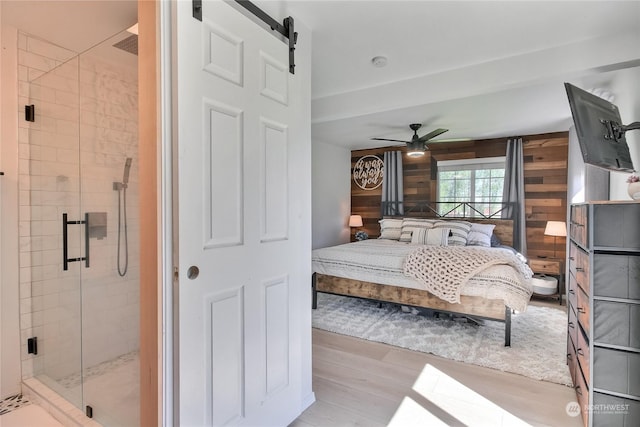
[22,29,140,426]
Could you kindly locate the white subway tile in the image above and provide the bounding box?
[18,32,27,50]
[19,220,31,237]
[19,143,31,160]
[28,83,57,103]
[56,90,79,108]
[31,281,44,297]
[18,65,29,82]
[20,236,32,252]
[21,296,33,314]
[19,50,58,73]
[28,68,46,82]
[18,127,29,144]
[27,36,75,62]
[20,266,32,284]
[20,251,32,268]
[19,190,32,206]
[20,281,32,299]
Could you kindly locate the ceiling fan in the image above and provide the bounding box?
[371,123,449,157]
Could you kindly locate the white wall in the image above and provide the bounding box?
[312,140,351,249]
[608,67,640,200]
[567,126,609,204]
[568,67,640,202]
[1,25,22,399]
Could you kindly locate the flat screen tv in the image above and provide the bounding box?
[564,82,636,173]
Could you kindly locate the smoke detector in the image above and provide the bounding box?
[371,56,388,68]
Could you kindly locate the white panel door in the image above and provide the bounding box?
[175,1,306,426]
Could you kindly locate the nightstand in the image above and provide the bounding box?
[528,258,564,305]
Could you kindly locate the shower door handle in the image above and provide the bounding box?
[62,213,90,270]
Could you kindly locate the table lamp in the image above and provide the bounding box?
[544,220,566,258]
[348,215,363,228]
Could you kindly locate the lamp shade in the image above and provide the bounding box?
[544,221,567,237]
[349,215,363,227]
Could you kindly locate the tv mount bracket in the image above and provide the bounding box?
[193,0,298,74]
[602,119,640,143]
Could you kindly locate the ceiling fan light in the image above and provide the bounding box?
[406,149,425,157]
[406,140,425,157]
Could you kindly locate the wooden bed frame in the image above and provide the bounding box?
[312,215,517,346]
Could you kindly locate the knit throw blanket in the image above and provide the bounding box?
[403,246,533,306]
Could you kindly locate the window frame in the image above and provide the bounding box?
[436,156,506,217]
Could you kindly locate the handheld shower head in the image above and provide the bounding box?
[113,158,133,191]
[123,157,133,186]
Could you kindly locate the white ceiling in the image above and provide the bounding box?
[4,0,640,151]
[2,0,138,53]
[257,0,640,149]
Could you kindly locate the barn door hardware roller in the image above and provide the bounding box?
[233,1,297,74]
[193,0,298,74]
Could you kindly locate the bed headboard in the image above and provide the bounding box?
[381,201,515,247]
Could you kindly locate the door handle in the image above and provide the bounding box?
[63,213,90,270]
[187,266,200,280]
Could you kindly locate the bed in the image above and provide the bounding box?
[311,214,533,346]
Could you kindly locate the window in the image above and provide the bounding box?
[437,157,506,217]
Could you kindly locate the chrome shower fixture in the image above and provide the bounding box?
[114,157,133,277]
[113,157,133,190]
[123,157,132,185]
[113,34,138,56]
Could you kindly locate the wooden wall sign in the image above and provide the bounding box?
[352,155,383,190]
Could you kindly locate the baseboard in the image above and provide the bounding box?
[300,391,316,412]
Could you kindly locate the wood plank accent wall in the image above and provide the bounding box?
[350,132,568,260]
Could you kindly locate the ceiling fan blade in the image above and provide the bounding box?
[370,137,411,143]
[417,128,449,143]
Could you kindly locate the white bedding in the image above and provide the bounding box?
[312,239,533,311]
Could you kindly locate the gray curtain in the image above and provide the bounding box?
[381,151,404,216]
[502,137,527,255]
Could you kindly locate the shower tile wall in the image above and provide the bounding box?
[18,32,79,383]
[17,32,140,384]
[78,52,139,369]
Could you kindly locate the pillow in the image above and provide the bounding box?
[490,233,502,247]
[467,223,496,247]
[399,218,439,242]
[432,220,471,246]
[411,227,449,246]
[378,218,403,240]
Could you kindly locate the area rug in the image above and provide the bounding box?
[312,293,572,386]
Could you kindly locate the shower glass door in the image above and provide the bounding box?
[78,29,140,427]
[27,55,84,411]
[26,28,139,427]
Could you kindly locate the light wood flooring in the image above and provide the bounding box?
[292,299,581,427]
